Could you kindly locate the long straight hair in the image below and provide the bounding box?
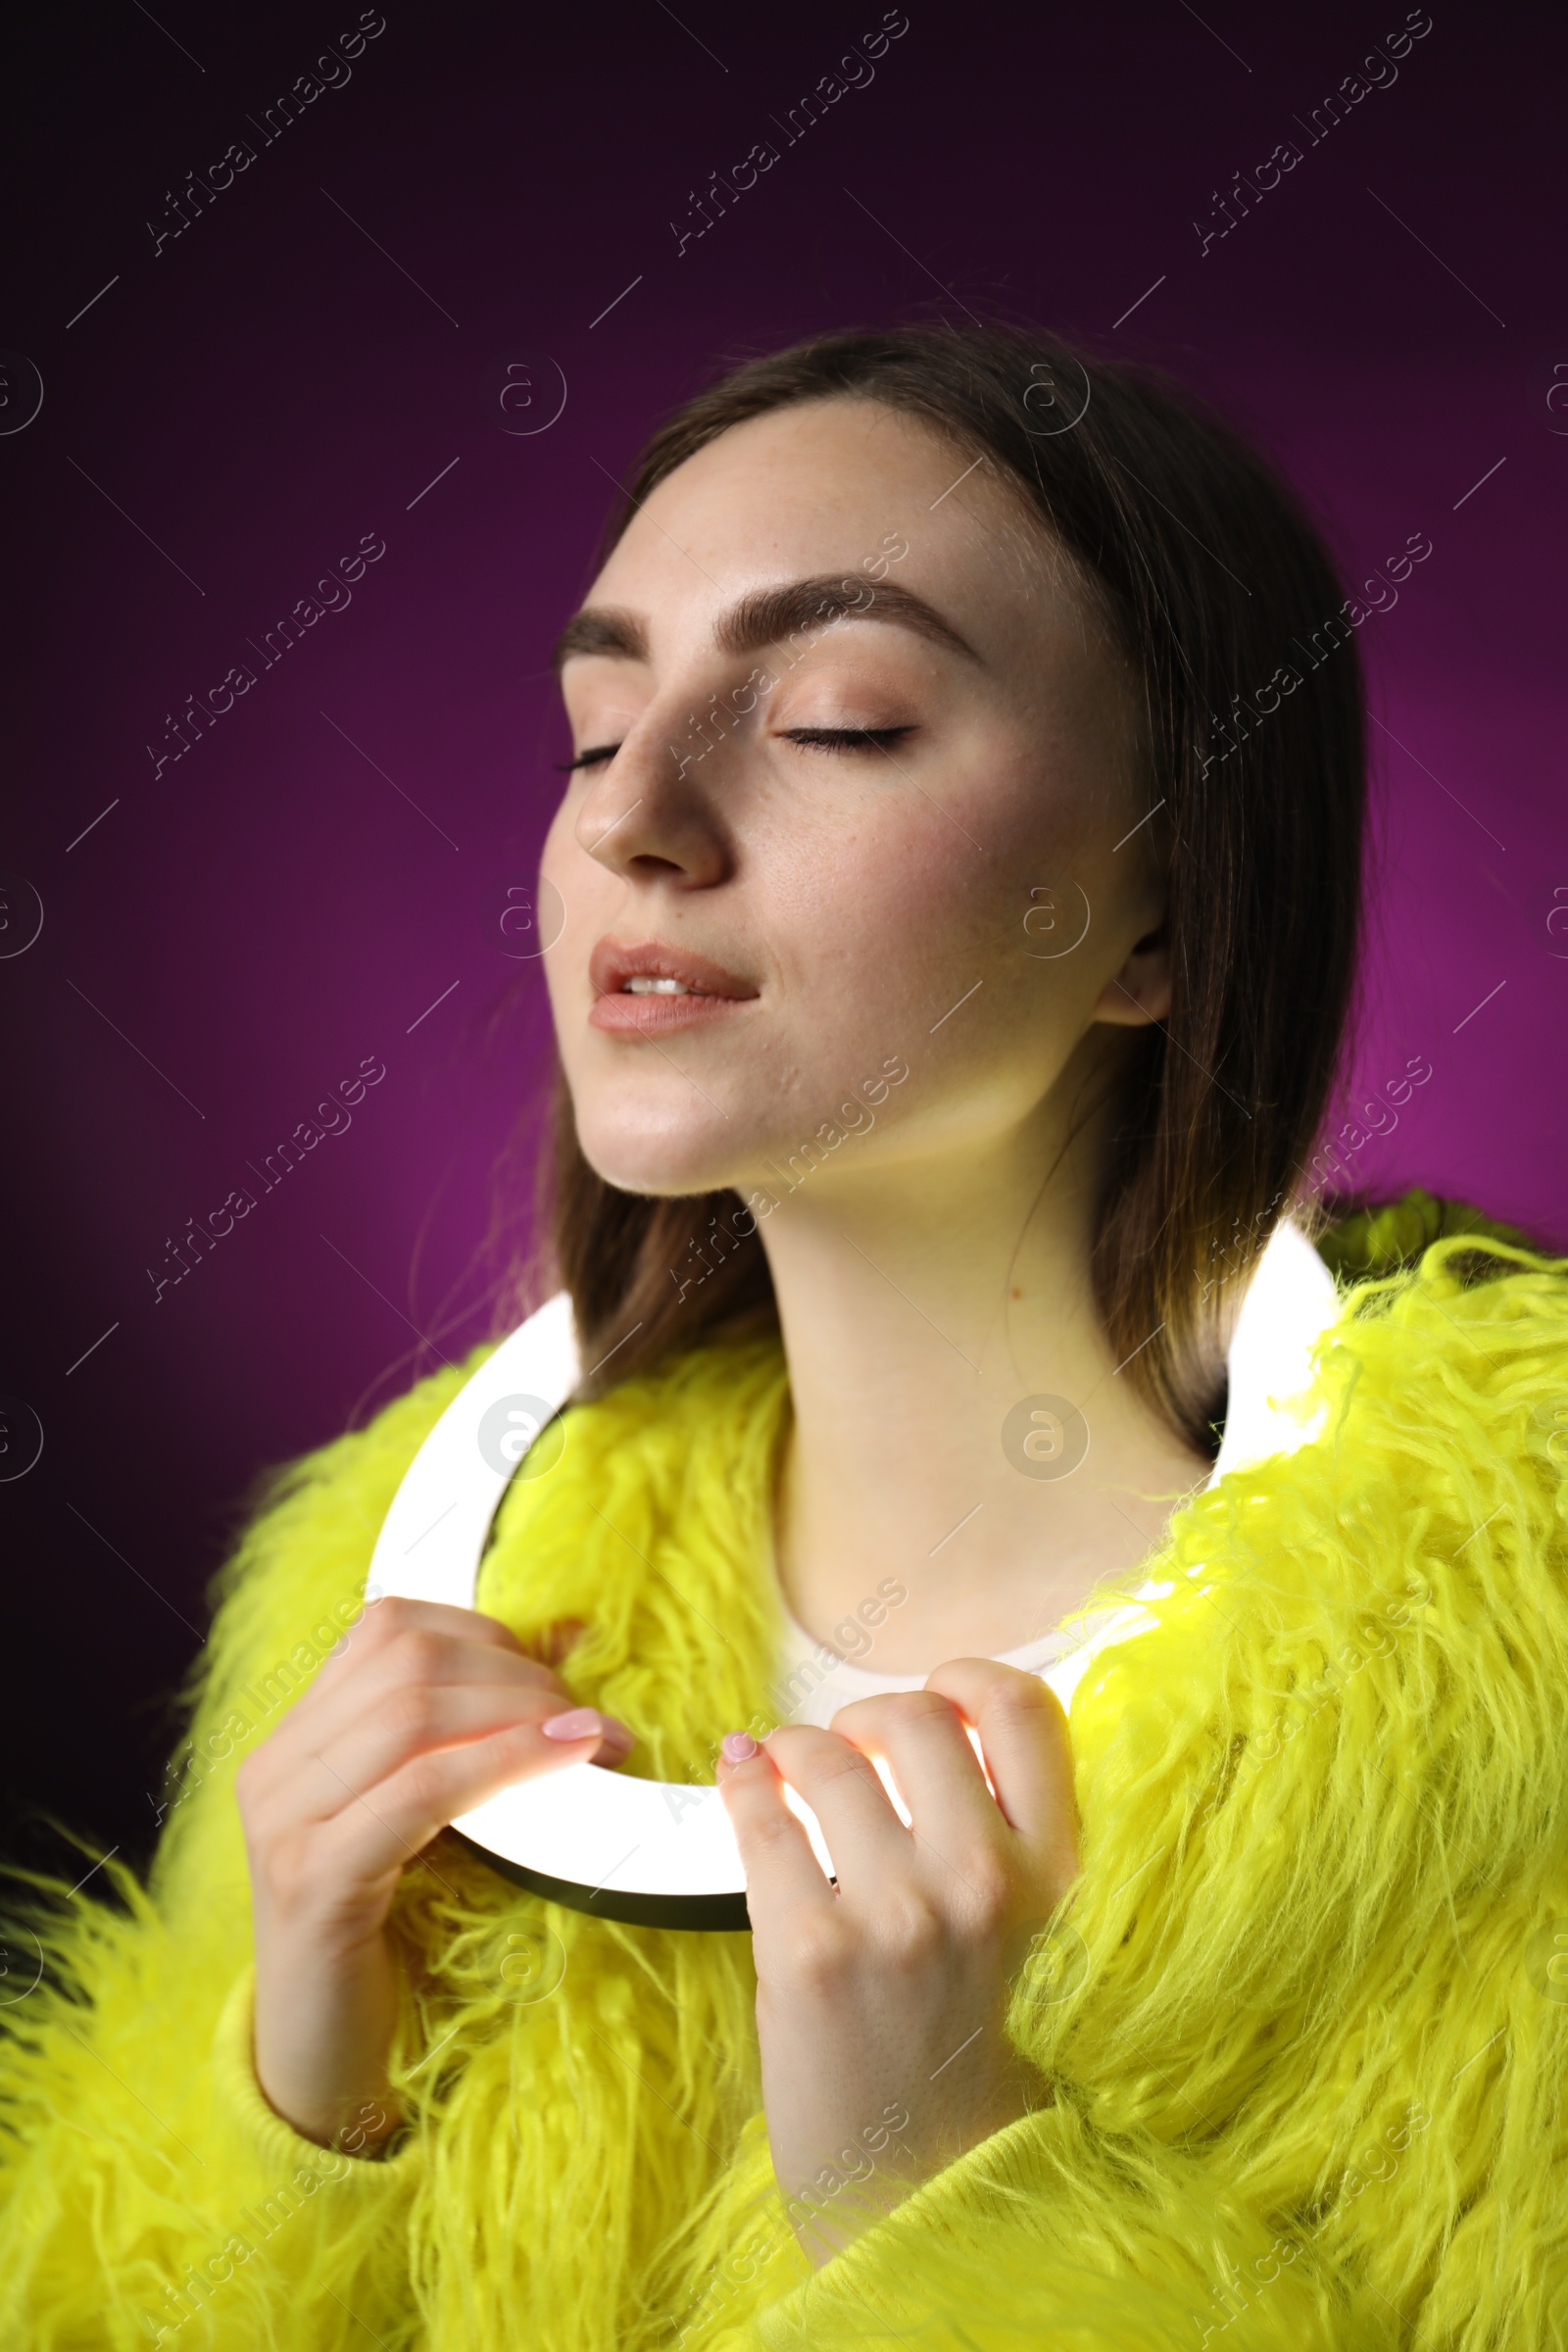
[531,324,1367,1453]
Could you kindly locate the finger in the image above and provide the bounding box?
[715,1737,838,1935]
[525,1615,588,1670]
[754,1723,912,1893]
[251,1621,573,1781]
[300,1685,634,1826]
[325,1594,531,1670]
[825,1686,1005,1869]
[922,1659,1079,1887]
[311,1708,629,1888]
[309,1594,536,1707]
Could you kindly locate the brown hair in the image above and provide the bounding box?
[529,322,1367,1453]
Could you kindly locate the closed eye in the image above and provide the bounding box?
[555,744,620,772]
[780,727,915,754]
[556,725,916,773]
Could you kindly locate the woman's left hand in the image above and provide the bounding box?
[716,1659,1080,2265]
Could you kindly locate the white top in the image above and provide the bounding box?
[774,1216,1341,1729]
[774,1602,1131,1729]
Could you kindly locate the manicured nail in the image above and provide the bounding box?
[542,1707,606,1741]
[721,1731,759,1763]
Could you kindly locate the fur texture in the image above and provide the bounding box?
[2,1193,1565,2350]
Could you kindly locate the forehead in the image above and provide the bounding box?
[591,397,1096,667]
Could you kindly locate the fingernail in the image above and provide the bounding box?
[542,1707,606,1741]
[721,1731,759,1764]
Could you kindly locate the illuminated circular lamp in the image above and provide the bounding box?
[368,1222,1341,1930]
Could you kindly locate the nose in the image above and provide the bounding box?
[572,709,734,888]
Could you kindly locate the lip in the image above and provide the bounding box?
[587,936,760,1036]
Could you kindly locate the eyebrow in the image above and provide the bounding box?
[550,573,979,675]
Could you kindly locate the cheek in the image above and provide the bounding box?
[763,827,954,1088]
[538,830,619,1091]
[538,793,580,886]
[808,721,1090,978]
[779,786,1107,1122]
[769,821,1011,1122]
[806,821,963,990]
[539,798,623,989]
[797,795,1039,1036]
[535,807,578,1023]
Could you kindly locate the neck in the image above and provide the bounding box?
[755,1086,1214,1674]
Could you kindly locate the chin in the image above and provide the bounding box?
[572,1109,747,1201]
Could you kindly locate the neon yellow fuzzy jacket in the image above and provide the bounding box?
[3,1189,1567,2351]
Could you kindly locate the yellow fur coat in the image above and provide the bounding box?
[2,1189,1565,2349]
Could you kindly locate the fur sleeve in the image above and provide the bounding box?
[0,1355,481,2349]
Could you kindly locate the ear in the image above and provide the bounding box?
[1092,916,1171,1027]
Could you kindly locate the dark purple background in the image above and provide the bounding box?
[4,0,1565,1870]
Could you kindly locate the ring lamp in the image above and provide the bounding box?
[368,1223,1341,1932]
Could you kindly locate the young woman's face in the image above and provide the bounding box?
[540,397,1166,1204]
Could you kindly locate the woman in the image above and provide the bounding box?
[3,325,1564,2350]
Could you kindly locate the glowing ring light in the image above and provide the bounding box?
[368,1224,1342,1932]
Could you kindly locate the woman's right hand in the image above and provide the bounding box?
[235,1594,632,2151]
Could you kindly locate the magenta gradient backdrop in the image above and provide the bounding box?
[3,0,1565,1860]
